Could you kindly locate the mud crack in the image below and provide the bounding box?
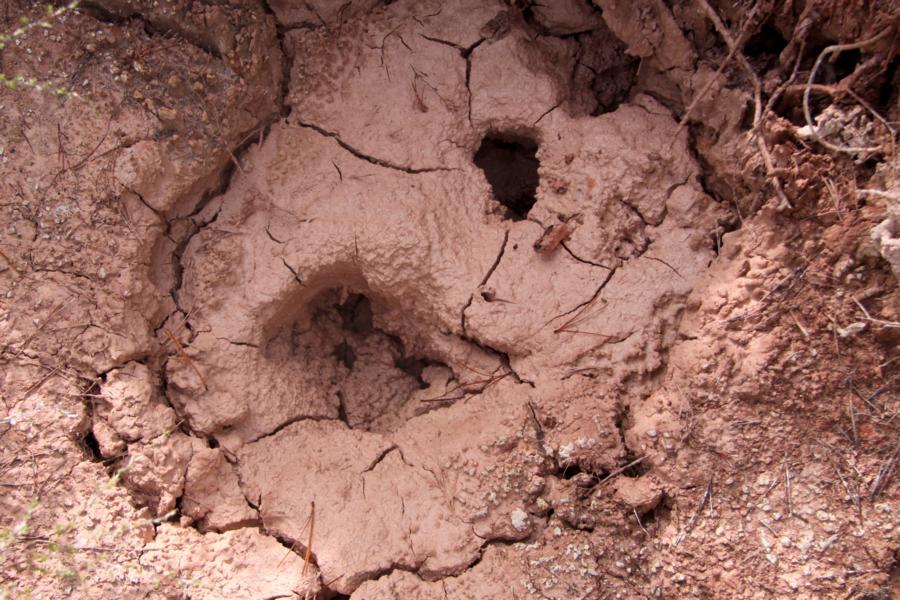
[549,266,617,331]
[418,34,486,126]
[480,230,509,287]
[80,3,220,60]
[462,230,510,336]
[560,242,614,270]
[361,444,400,473]
[296,120,456,174]
[641,255,684,279]
[280,257,305,286]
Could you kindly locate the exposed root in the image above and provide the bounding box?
[803,29,896,156]
[695,0,792,210]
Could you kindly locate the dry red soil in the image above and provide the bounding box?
[0,1,898,598]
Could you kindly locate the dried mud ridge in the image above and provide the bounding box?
[83,3,719,594]
[3,0,898,598]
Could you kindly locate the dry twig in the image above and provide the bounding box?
[163,329,207,389]
[675,476,713,545]
[633,507,650,538]
[597,455,646,486]
[303,501,315,575]
[853,297,900,329]
[869,441,899,501]
[0,248,20,276]
[783,460,793,517]
[420,369,510,402]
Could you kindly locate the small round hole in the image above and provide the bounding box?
[474,133,540,220]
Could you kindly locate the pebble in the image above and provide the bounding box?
[158,107,178,121]
[783,573,800,590]
[815,510,834,522]
[511,508,528,531]
[817,534,838,551]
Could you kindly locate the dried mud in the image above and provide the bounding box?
[1,1,898,598]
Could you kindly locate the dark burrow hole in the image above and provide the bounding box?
[772,45,862,125]
[335,292,373,334]
[709,215,740,256]
[80,382,104,462]
[560,462,606,485]
[810,46,861,85]
[774,91,825,126]
[81,430,103,462]
[637,493,671,535]
[474,133,540,220]
[332,294,437,389]
[394,353,436,389]
[743,21,788,67]
[569,24,640,117]
[333,340,356,368]
[878,55,900,113]
[276,290,451,432]
[587,58,640,116]
[621,451,649,477]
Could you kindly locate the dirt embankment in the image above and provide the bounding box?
[0,1,898,598]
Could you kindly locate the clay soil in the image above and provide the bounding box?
[1,0,899,598]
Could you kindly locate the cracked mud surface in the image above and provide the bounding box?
[1,0,898,598]
[160,4,718,591]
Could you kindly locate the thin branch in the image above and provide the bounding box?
[675,475,714,545]
[597,456,646,486]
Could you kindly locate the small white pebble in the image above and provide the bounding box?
[511,509,528,531]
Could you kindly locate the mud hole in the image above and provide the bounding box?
[1,0,899,598]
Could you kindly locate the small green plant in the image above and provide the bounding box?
[0,2,83,99]
[0,2,80,49]
[0,488,131,596]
